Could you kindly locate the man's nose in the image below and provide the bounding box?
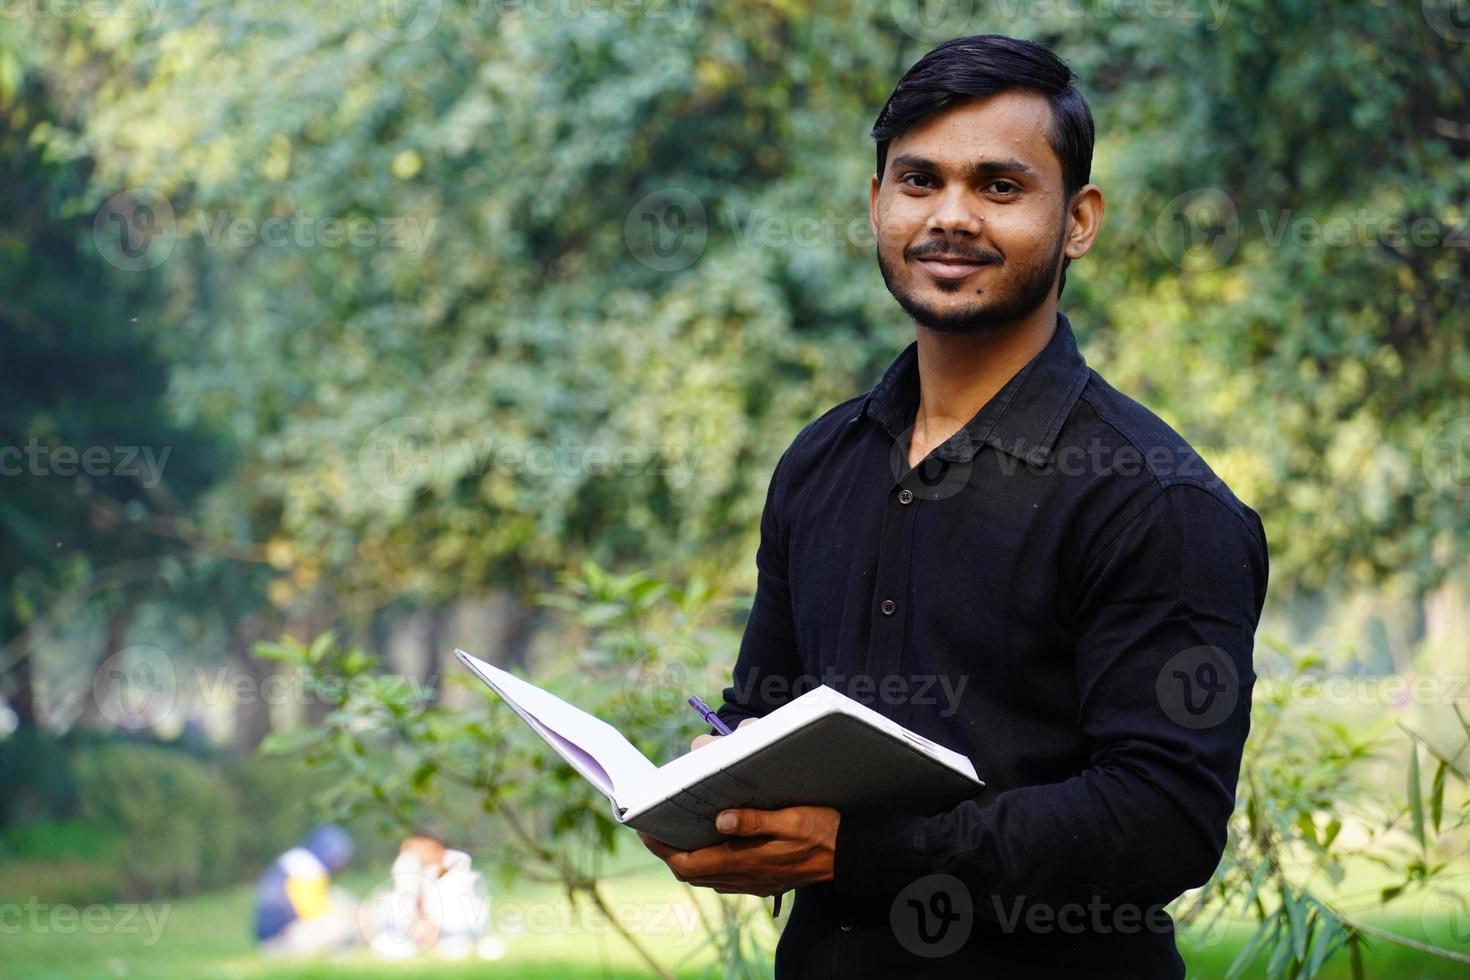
[927,188,983,241]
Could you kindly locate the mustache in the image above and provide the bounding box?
[906,240,1004,264]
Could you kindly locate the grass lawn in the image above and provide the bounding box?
[2,823,1466,979]
[0,859,748,980]
[4,868,1468,979]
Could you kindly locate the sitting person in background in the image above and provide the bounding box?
[368,833,499,960]
[375,834,446,956]
[434,846,497,959]
[254,824,358,956]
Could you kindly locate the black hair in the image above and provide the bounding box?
[871,34,1095,296]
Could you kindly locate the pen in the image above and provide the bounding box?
[687,694,734,735]
[687,696,782,918]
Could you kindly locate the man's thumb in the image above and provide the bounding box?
[715,809,761,835]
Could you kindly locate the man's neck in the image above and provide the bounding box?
[907,300,1058,468]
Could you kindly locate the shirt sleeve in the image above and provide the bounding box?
[717,445,805,730]
[832,482,1269,918]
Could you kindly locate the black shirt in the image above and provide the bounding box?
[716,312,1269,978]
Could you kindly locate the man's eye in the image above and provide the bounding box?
[901,173,936,189]
[987,180,1019,195]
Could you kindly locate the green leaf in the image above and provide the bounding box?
[1304,915,1340,977]
[253,641,299,665]
[308,629,338,665]
[1284,888,1308,963]
[1296,812,1318,846]
[1407,743,1426,850]
[1225,916,1273,979]
[259,728,323,757]
[1267,912,1296,977]
[1430,759,1446,835]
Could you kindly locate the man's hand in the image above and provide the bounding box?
[638,806,841,896]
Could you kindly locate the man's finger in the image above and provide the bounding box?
[638,832,684,862]
[715,808,786,837]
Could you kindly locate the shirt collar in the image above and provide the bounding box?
[856,311,1091,466]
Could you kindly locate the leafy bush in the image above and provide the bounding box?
[72,742,243,899]
[0,729,78,828]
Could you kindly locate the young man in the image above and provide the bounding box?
[640,34,1269,977]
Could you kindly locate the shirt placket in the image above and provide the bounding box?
[860,472,922,720]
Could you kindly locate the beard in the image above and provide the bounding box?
[877,223,1066,335]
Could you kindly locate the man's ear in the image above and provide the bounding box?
[1064,183,1104,261]
[869,172,881,243]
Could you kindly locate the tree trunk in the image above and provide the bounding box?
[425,603,447,706]
[74,596,138,731]
[1,633,38,729]
[499,593,537,670]
[1421,577,1465,679]
[231,613,276,756]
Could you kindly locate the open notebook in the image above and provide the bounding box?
[456,650,984,850]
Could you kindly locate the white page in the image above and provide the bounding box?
[620,685,980,819]
[619,686,830,815]
[456,651,656,801]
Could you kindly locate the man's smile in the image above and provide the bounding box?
[913,255,998,280]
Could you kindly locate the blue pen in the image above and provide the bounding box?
[687,694,734,735]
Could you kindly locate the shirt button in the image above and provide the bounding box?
[897,488,914,505]
[880,599,896,616]
[839,919,854,932]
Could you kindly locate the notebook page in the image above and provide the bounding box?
[456,651,657,801]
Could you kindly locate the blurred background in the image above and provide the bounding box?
[1,1,1468,977]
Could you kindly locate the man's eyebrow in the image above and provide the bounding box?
[888,153,1039,182]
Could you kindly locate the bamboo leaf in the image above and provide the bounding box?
[1297,812,1318,847]
[1285,888,1309,963]
[1268,914,1296,977]
[1348,930,1364,980]
[1226,916,1274,979]
[1408,744,1426,850]
[1430,759,1446,835]
[1304,916,1340,977]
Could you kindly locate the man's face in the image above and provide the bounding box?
[870,91,1071,334]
